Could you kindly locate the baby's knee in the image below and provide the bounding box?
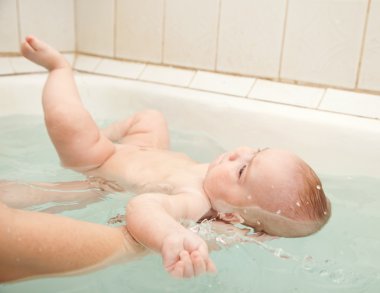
[138,109,164,119]
[136,109,166,124]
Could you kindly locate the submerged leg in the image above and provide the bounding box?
[21,36,115,172]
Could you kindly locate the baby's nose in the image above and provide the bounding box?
[228,152,239,161]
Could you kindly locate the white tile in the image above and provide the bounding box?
[139,64,195,87]
[164,0,219,70]
[217,0,286,79]
[190,71,255,96]
[63,54,75,67]
[0,58,14,75]
[281,0,368,89]
[95,58,145,79]
[319,89,380,119]
[76,0,115,57]
[9,57,47,73]
[116,0,164,63]
[248,79,324,108]
[74,55,102,72]
[19,0,75,51]
[0,0,19,52]
[358,0,380,92]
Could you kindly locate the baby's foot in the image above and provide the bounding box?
[21,35,69,71]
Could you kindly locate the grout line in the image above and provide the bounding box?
[90,57,103,73]
[245,78,258,98]
[113,0,117,58]
[278,0,289,79]
[136,64,147,80]
[185,71,197,88]
[187,70,199,88]
[16,0,22,48]
[73,0,77,53]
[355,0,372,89]
[160,0,166,64]
[73,53,78,69]
[213,0,223,71]
[316,88,328,109]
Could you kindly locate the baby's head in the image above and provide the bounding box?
[203,147,331,237]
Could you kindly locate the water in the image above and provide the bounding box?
[1,115,380,293]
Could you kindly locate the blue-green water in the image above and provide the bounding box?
[1,115,380,293]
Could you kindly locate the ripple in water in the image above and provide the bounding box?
[187,219,380,291]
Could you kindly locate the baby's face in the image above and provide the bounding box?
[203,147,302,219]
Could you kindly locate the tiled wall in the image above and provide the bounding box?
[1,0,379,93]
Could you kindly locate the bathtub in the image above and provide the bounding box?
[1,73,379,292]
[1,73,380,177]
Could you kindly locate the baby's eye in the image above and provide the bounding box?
[238,165,247,178]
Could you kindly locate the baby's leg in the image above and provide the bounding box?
[21,35,68,70]
[21,36,115,171]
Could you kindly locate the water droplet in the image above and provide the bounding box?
[319,269,329,277]
[296,201,301,207]
[323,211,327,215]
[256,220,261,226]
[316,185,321,190]
[274,248,284,257]
[302,255,315,271]
[216,236,227,245]
[276,209,281,215]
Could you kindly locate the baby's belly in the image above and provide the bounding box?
[85,146,195,195]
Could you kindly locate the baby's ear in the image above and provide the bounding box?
[250,232,279,242]
[218,212,245,224]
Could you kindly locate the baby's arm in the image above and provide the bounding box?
[21,36,115,171]
[126,193,216,278]
[0,202,145,282]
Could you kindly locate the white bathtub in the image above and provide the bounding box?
[1,73,379,178]
[1,73,380,292]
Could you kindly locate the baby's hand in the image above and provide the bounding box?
[161,231,216,278]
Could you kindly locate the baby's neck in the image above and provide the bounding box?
[198,208,218,221]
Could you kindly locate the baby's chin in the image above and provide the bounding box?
[211,199,233,213]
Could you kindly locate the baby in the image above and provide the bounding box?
[21,36,331,278]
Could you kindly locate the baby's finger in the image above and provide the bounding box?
[170,260,184,278]
[206,258,217,273]
[191,251,206,276]
[180,251,194,278]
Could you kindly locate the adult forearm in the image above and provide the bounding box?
[0,203,146,282]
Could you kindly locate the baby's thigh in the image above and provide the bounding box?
[120,110,170,149]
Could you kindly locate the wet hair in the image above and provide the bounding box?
[240,157,331,237]
[295,160,331,225]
